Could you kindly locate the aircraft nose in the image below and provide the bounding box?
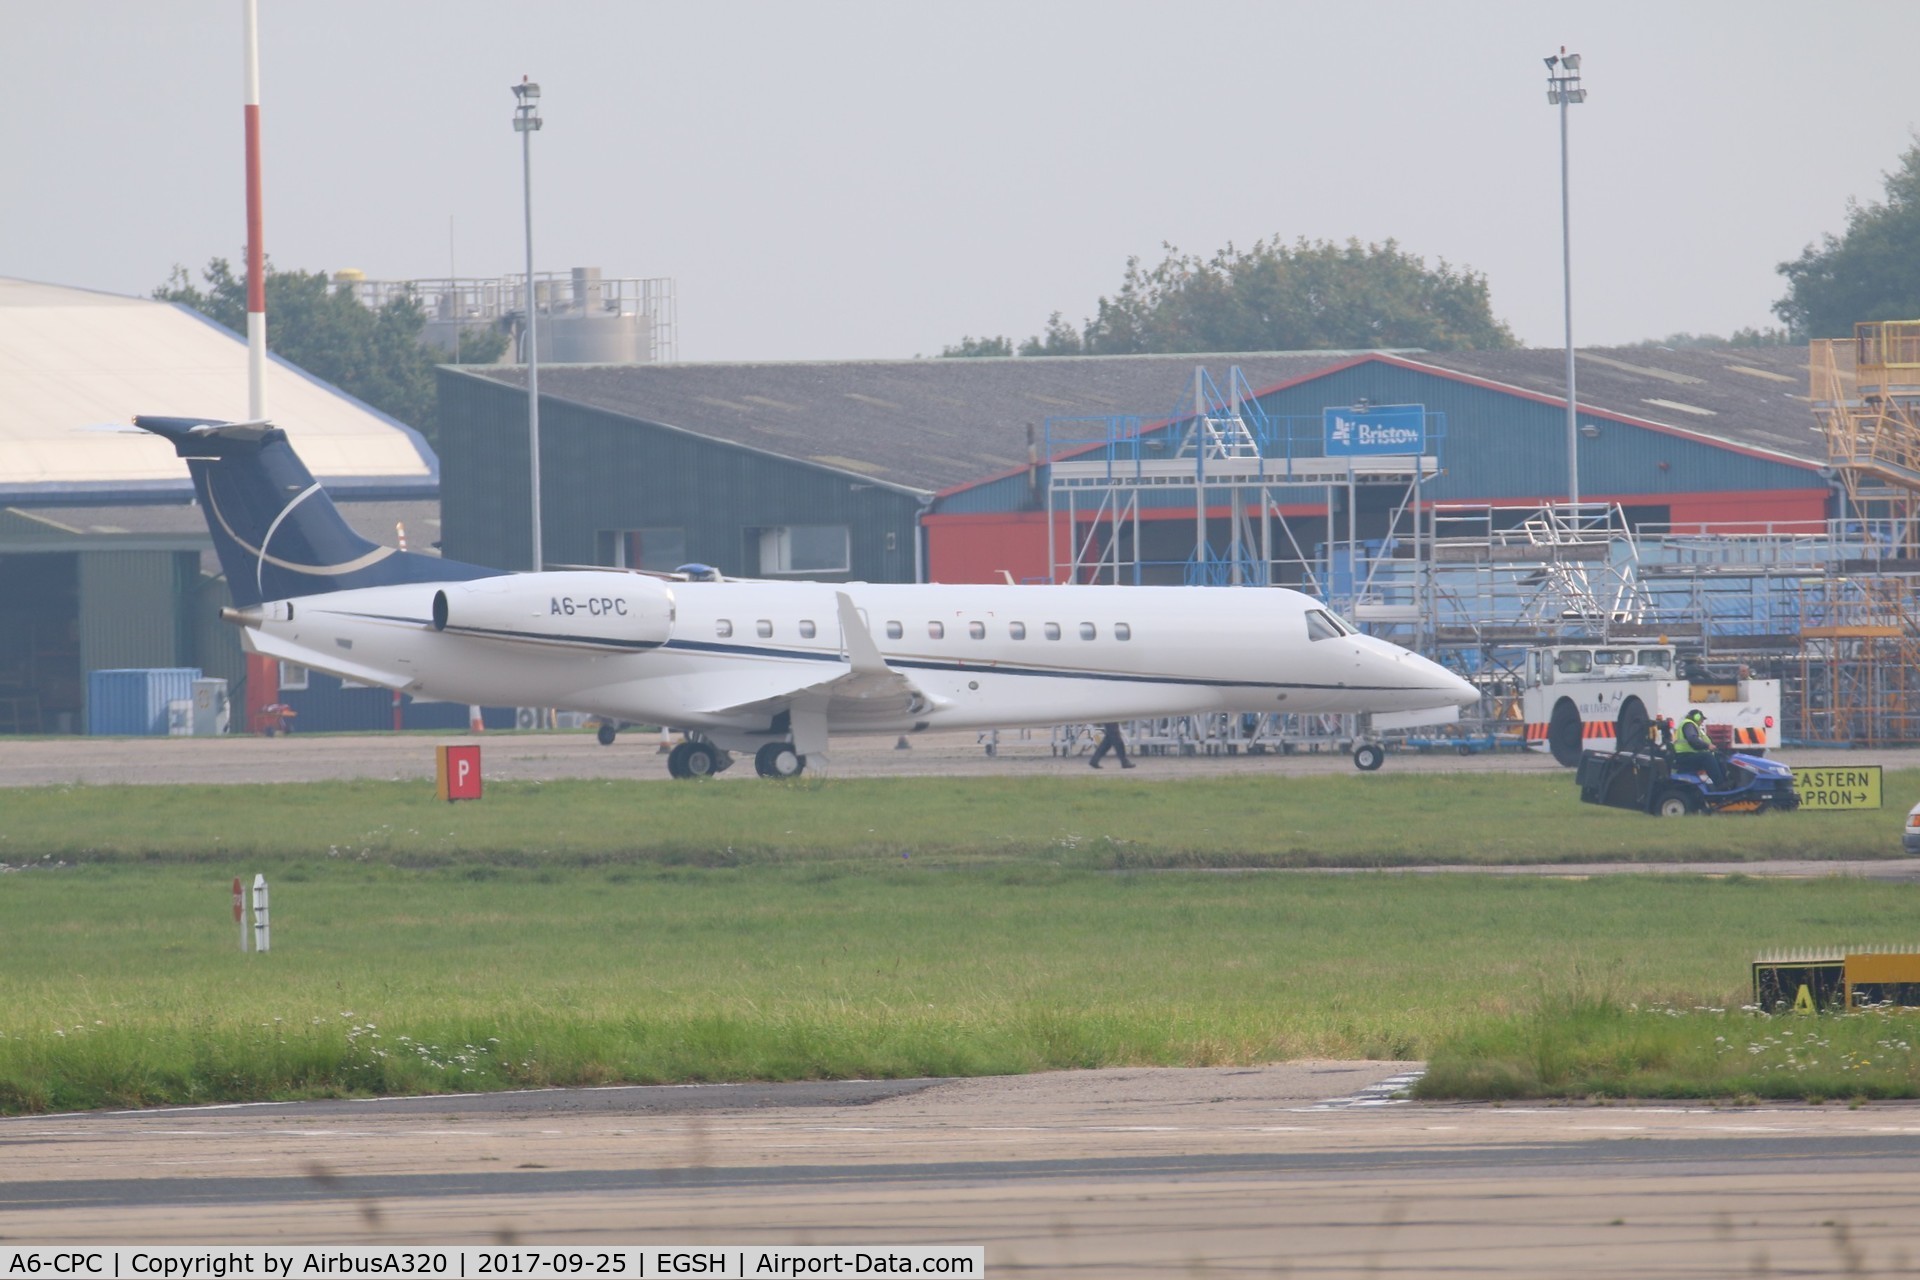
[1355,637,1480,708]
[1440,665,1479,707]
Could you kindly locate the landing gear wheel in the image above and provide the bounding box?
[596,722,617,746]
[1353,743,1385,772]
[1548,698,1585,768]
[667,741,693,778]
[754,742,806,779]
[1654,788,1695,818]
[1615,697,1650,756]
[680,741,722,778]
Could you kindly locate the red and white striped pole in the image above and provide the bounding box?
[242,0,267,421]
[233,876,247,953]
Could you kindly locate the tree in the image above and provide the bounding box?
[939,334,1013,358]
[1627,327,1792,350]
[942,237,1513,359]
[1775,141,1920,339]
[155,258,503,447]
[1016,312,1085,357]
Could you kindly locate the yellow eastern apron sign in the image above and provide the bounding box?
[1790,765,1882,810]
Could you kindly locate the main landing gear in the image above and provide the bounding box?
[753,742,806,779]
[667,740,731,779]
[660,737,806,780]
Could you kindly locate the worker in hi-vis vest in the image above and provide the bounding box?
[1674,708,1727,789]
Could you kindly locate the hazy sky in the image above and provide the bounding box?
[10,1,1919,363]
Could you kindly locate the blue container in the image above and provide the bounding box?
[87,668,203,736]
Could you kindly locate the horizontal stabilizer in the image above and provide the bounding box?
[241,628,414,692]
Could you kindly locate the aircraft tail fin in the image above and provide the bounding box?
[135,416,495,606]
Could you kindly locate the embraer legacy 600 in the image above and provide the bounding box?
[139,415,1477,778]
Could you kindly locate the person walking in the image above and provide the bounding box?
[1089,721,1134,769]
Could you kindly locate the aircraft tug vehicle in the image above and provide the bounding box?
[1520,643,1781,767]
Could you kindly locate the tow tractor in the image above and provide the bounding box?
[1519,643,1781,767]
[1575,728,1800,817]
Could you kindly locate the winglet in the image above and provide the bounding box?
[836,592,890,675]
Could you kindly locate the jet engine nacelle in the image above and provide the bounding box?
[431,572,676,653]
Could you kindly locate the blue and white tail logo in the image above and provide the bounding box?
[136,416,494,606]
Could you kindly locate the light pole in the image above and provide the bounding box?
[513,76,544,571]
[1545,48,1585,508]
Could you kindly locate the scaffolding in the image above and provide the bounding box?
[1044,367,1442,622]
[1039,360,1920,753]
[1044,368,1442,753]
[343,268,678,364]
[1796,576,1920,745]
[1813,321,1920,552]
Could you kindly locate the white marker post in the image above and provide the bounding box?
[233,876,248,953]
[252,874,271,953]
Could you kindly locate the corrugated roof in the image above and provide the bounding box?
[456,352,1377,493]
[0,277,436,502]
[1404,345,1818,465]
[456,344,1825,496]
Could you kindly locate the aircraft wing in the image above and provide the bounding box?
[691,592,945,724]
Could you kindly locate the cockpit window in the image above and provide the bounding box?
[1304,609,1346,642]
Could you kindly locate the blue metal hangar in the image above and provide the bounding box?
[439,344,1825,586]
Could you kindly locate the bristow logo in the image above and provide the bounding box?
[1329,414,1420,449]
[1357,421,1420,447]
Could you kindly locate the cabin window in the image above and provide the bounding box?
[1044,622,1062,640]
[596,527,686,573]
[1637,649,1673,670]
[1305,610,1342,643]
[968,621,986,640]
[1079,623,1097,640]
[1009,622,1027,640]
[928,621,945,639]
[1594,649,1633,667]
[716,619,733,638]
[278,661,308,691]
[798,620,816,639]
[751,524,850,575]
[1556,650,1592,674]
[1115,623,1132,641]
[756,620,773,638]
[886,620,903,640]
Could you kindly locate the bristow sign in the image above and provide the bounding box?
[1324,405,1426,456]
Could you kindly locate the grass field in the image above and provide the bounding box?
[4,772,1917,1113]
[3,769,1914,867]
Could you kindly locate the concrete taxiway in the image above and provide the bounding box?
[6,1066,1920,1274]
[2,727,1914,787]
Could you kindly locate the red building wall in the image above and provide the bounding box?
[924,490,1833,584]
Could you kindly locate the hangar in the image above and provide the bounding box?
[439,343,1827,590]
[0,277,446,734]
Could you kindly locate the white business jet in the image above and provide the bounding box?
[139,416,1477,778]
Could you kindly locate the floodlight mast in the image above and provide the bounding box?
[513,76,544,571]
[1545,48,1586,507]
